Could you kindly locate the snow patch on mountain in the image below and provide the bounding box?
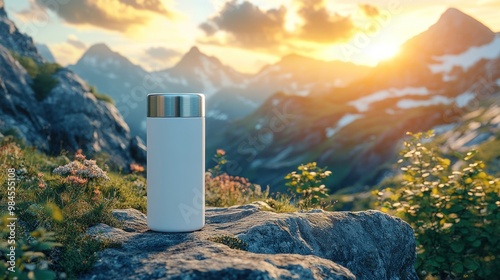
[206,110,228,120]
[237,96,259,108]
[429,35,500,74]
[107,73,117,79]
[195,67,217,95]
[456,92,475,107]
[252,65,281,81]
[397,92,475,109]
[350,87,430,112]
[397,96,453,109]
[325,114,363,138]
[83,56,98,67]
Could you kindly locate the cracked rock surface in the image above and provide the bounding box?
[82,203,417,280]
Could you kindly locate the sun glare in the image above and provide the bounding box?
[365,43,400,62]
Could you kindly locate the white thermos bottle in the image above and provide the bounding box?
[147,93,205,232]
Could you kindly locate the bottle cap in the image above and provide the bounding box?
[147,93,205,117]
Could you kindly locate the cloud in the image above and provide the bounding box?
[199,0,288,48]
[359,4,380,17]
[16,0,49,22]
[145,46,181,60]
[297,0,357,43]
[199,0,359,50]
[67,35,87,50]
[27,0,175,32]
[142,46,181,70]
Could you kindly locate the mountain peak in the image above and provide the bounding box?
[188,46,201,55]
[86,43,114,56]
[440,7,467,19]
[280,53,312,63]
[401,7,494,57]
[172,46,213,70]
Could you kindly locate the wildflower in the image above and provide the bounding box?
[53,155,110,181]
[216,149,226,156]
[130,163,145,173]
[92,187,101,202]
[66,175,87,185]
[37,172,47,189]
[74,149,87,161]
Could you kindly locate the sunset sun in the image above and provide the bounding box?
[366,42,400,62]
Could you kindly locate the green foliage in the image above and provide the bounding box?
[0,138,146,278]
[0,216,61,280]
[206,149,269,207]
[13,53,62,101]
[13,55,38,77]
[32,63,61,100]
[285,162,331,209]
[89,85,114,104]
[378,131,500,279]
[263,193,299,213]
[208,235,249,251]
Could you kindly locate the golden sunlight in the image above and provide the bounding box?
[365,42,400,61]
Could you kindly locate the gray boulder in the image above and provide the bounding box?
[82,203,417,280]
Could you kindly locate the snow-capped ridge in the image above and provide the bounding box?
[429,35,500,74]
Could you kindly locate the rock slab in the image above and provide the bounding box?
[83,203,417,280]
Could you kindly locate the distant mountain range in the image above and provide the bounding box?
[212,8,500,192]
[68,43,370,139]
[2,2,499,193]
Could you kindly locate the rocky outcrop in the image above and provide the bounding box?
[0,3,145,166]
[0,45,49,149]
[0,0,43,63]
[82,203,417,280]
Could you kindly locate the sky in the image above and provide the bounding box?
[4,0,500,73]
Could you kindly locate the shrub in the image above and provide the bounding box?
[0,139,146,278]
[206,150,269,207]
[13,53,61,101]
[378,131,500,279]
[263,193,298,213]
[0,216,61,280]
[89,85,114,104]
[32,63,61,100]
[285,162,331,209]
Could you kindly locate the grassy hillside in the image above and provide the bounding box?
[0,136,146,279]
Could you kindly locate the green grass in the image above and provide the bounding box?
[0,139,305,278]
[0,137,145,279]
[88,85,114,104]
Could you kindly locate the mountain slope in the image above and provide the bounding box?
[215,8,500,192]
[35,43,56,63]
[0,2,144,167]
[154,46,248,96]
[207,53,371,122]
[70,45,248,139]
[69,43,150,138]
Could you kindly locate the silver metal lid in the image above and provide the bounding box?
[148,93,205,118]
